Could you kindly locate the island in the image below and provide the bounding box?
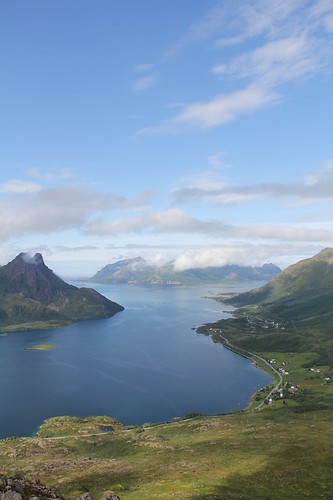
[25,343,56,350]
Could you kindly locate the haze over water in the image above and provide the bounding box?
[0,283,272,439]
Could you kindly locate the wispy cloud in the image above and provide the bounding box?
[138,83,279,134]
[171,83,279,130]
[134,63,154,73]
[85,206,333,246]
[132,75,157,92]
[27,167,75,181]
[212,35,317,84]
[207,151,231,169]
[139,0,333,134]
[0,179,42,194]
[173,161,333,205]
[164,3,229,58]
[132,62,156,91]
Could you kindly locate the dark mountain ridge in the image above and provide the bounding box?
[0,253,124,330]
[0,252,75,303]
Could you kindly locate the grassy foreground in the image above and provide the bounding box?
[0,345,332,499]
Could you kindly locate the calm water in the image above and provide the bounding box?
[0,283,271,438]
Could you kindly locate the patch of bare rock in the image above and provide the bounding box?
[0,476,120,500]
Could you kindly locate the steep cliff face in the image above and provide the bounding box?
[0,253,124,330]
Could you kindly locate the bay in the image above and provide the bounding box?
[0,283,272,439]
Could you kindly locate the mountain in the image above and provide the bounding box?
[227,247,333,325]
[89,257,281,286]
[0,253,124,330]
[198,247,333,372]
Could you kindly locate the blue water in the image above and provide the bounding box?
[0,283,272,438]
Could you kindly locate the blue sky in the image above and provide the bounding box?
[1,0,333,277]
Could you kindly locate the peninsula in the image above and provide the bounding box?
[0,252,124,331]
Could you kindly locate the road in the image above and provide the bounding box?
[219,335,283,410]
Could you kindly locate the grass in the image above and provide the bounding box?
[0,407,332,498]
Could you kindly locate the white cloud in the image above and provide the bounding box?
[85,206,333,246]
[140,0,333,134]
[172,242,327,271]
[134,63,154,72]
[132,75,156,91]
[175,83,278,130]
[173,247,254,271]
[0,179,42,193]
[138,83,279,134]
[213,35,319,87]
[173,161,333,205]
[207,151,231,170]
[27,167,75,181]
[0,185,153,241]
[164,3,229,58]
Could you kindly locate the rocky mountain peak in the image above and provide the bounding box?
[0,252,74,304]
[19,252,44,265]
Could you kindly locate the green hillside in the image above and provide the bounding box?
[197,248,333,362]
[228,247,333,312]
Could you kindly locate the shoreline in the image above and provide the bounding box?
[0,338,276,441]
[0,289,274,441]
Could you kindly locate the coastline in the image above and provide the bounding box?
[0,284,273,440]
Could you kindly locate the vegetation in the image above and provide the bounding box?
[0,253,124,331]
[89,256,281,286]
[0,248,332,498]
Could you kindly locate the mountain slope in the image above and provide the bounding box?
[198,248,333,361]
[89,257,281,285]
[0,253,124,330]
[227,248,333,324]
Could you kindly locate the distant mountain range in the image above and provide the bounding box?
[88,256,281,286]
[0,253,124,331]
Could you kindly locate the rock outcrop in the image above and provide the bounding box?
[0,475,120,500]
[0,475,64,499]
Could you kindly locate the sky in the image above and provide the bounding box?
[1,0,333,277]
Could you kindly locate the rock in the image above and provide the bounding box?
[100,492,120,500]
[0,475,121,500]
[0,475,64,499]
[0,492,23,500]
